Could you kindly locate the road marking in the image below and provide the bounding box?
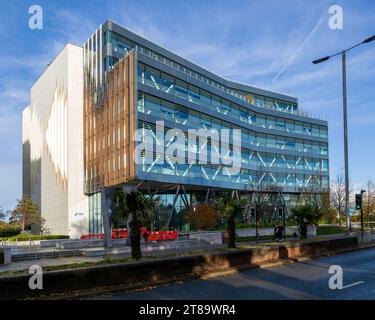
[342,281,364,289]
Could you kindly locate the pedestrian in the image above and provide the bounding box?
[143,231,149,247]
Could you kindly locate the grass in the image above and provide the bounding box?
[0,234,69,242]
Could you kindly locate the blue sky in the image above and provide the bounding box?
[0,0,374,209]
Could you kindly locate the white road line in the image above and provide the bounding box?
[343,281,364,289]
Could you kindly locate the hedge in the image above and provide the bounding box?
[317,226,346,236]
[0,224,22,238]
[3,234,69,242]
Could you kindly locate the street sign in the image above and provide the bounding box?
[349,208,355,216]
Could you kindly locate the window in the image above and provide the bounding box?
[286,120,294,133]
[255,96,265,108]
[267,135,276,149]
[264,98,273,109]
[312,125,319,137]
[320,126,328,138]
[175,107,188,125]
[304,141,312,153]
[240,108,248,123]
[295,139,303,152]
[257,115,266,128]
[257,133,266,147]
[276,118,286,131]
[249,111,256,125]
[276,137,286,150]
[320,143,328,155]
[200,92,211,108]
[188,87,200,105]
[295,122,304,135]
[175,81,188,100]
[286,138,295,151]
[304,123,312,136]
[266,116,275,129]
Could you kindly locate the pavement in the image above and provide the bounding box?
[91,247,375,300]
[0,256,104,273]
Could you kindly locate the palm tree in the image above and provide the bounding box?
[291,203,322,239]
[213,195,246,248]
[122,191,159,259]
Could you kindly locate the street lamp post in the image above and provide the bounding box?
[312,35,375,231]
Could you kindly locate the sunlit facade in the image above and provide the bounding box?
[22,44,89,238]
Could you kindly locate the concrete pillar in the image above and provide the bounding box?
[101,187,113,248]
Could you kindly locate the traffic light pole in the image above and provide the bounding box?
[361,190,366,232]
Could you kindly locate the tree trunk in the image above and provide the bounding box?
[227,214,236,248]
[300,225,307,239]
[129,218,142,259]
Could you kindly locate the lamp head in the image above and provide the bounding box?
[312,56,330,64]
[363,35,375,44]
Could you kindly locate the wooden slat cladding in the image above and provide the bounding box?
[84,51,136,193]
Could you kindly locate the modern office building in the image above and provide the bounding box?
[23,20,329,236]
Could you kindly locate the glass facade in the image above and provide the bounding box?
[138,64,327,139]
[105,30,309,117]
[85,21,329,229]
[137,93,328,156]
[89,192,102,234]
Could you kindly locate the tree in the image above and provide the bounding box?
[40,217,50,235]
[212,195,246,248]
[115,190,159,259]
[330,172,346,226]
[251,182,272,242]
[291,204,322,239]
[0,207,10,223]
[10,196,39,232]
[110,189,127,228]
[187,204,218,231]
[363,179,375,226]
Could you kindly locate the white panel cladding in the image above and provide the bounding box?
[45,87,68,185]
[67,44,88,239]
[23,44,88,238]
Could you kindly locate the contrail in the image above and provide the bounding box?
[271,12,325,84]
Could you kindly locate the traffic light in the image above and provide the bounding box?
[355,194,362,210]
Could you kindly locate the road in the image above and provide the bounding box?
[94,248,375,300]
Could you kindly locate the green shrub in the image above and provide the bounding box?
[234,222,294,229]
[236,234,294,242]
[0,234,69,241]
[0,224,22,237]
[317,226,346,236]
